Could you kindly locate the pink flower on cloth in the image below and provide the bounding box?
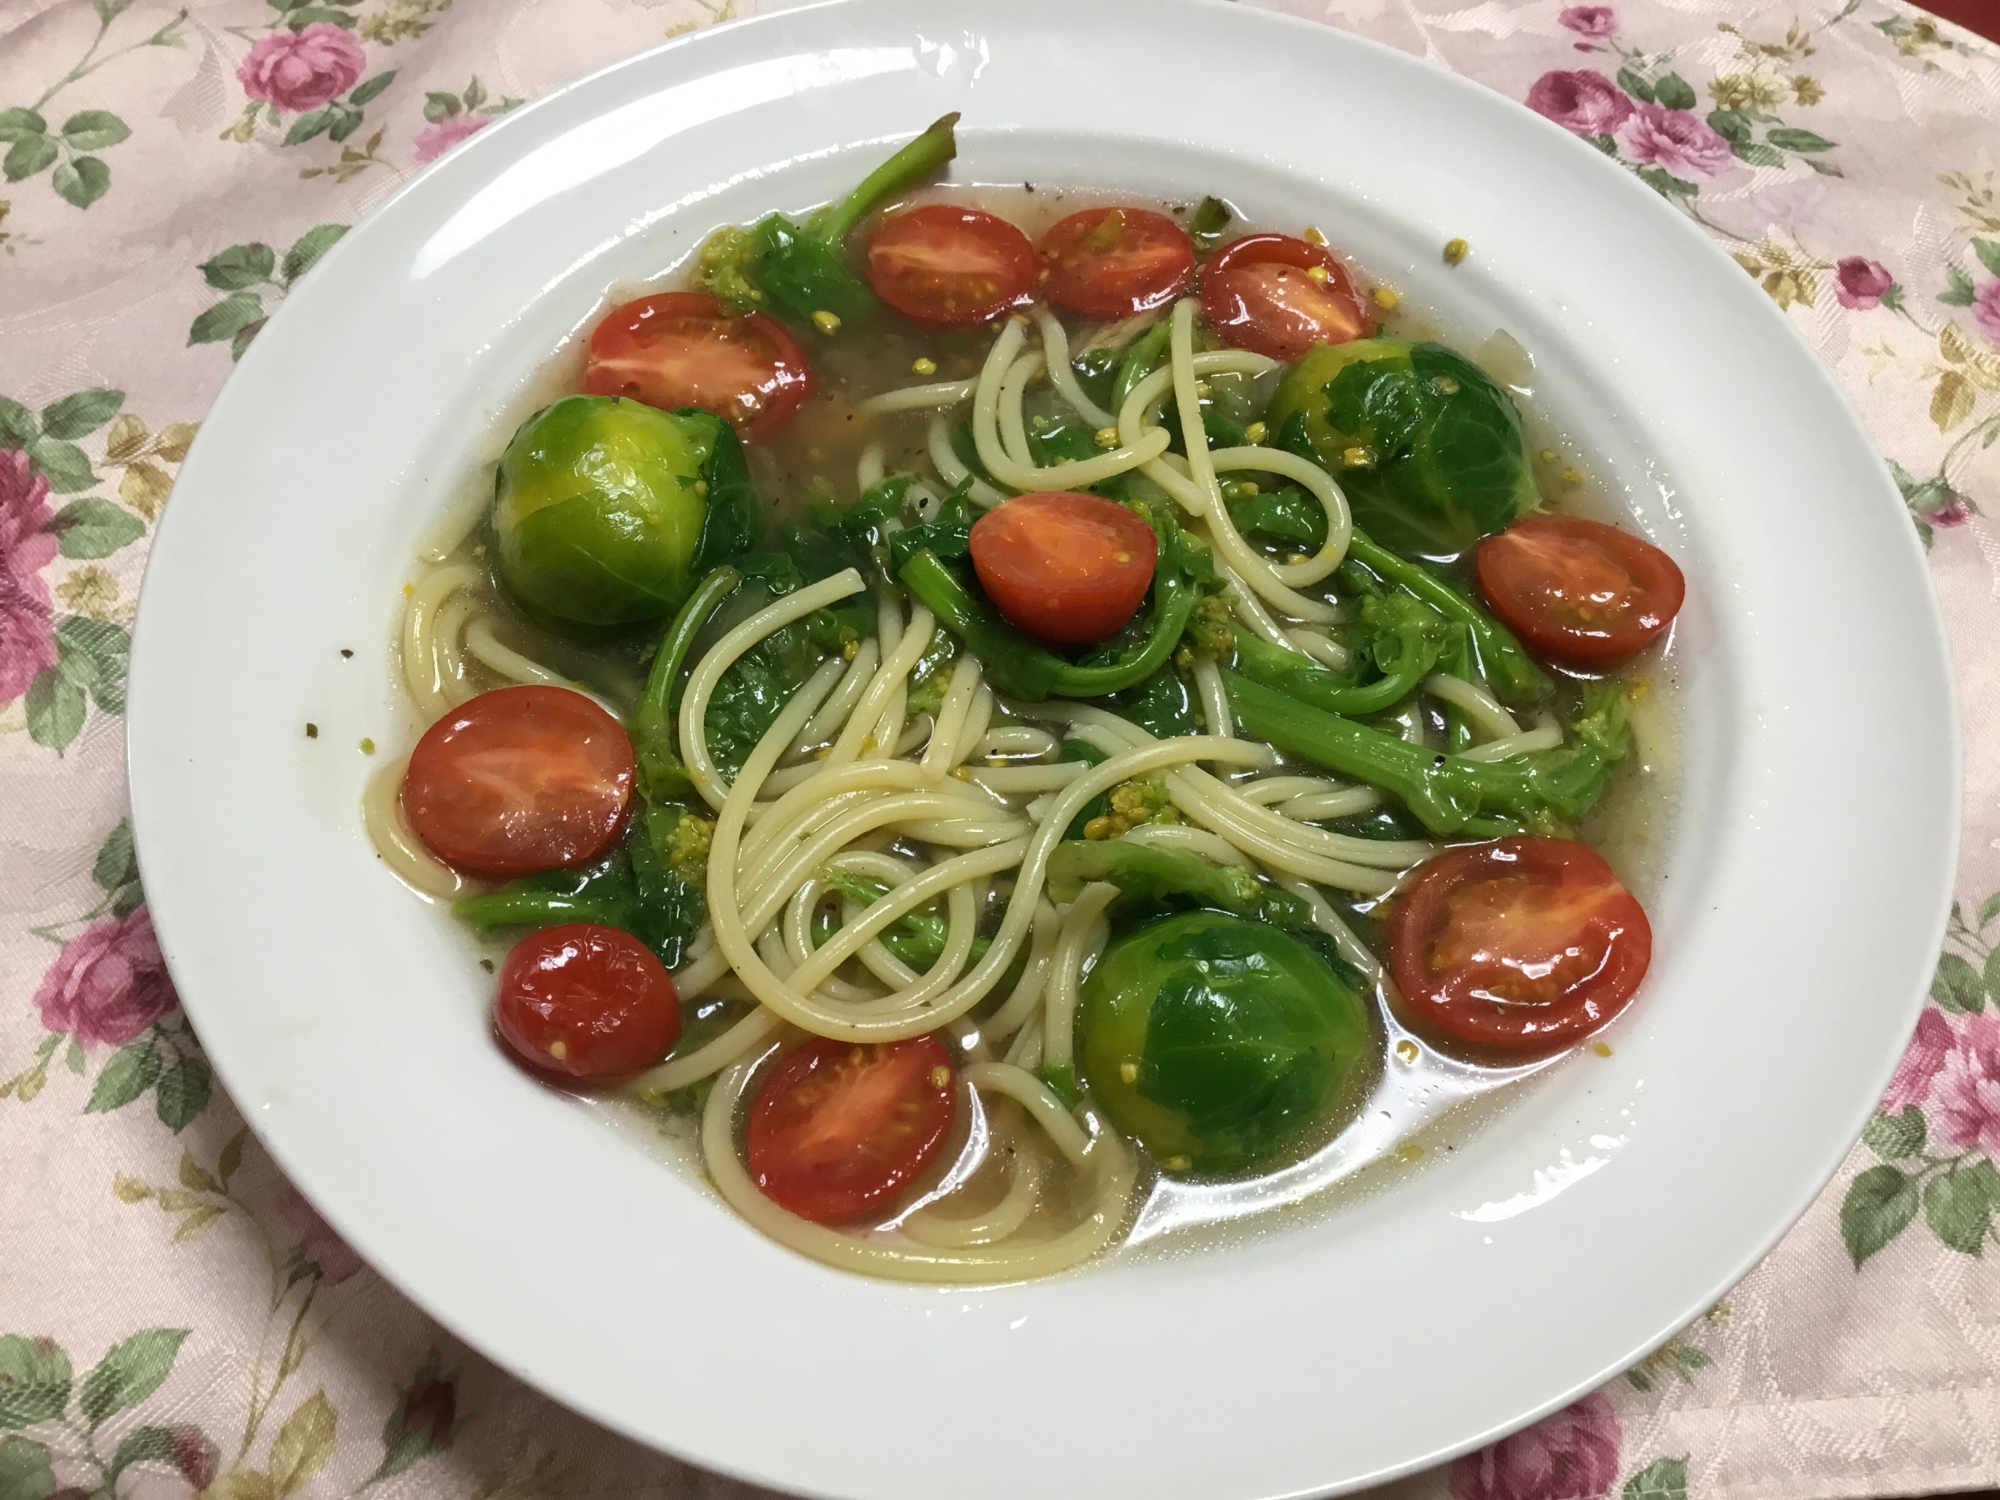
[1450,1394,1623,1500]
[1882,1008,1953,1112]
[0,449,57,707]
[237,23,366,114]
[167,1426,218,1491]
[1835,257,1896,310]
[1526,70,1635,137]
[412,114,490,165]
[32,908,179,1048]
[1932,1014,2000,1155]
[1558,7,1618,40]
[279,1184,365,1284]
[1973,280,2000,347]
[1616,103,1735,179]
[1929,496,1972,528]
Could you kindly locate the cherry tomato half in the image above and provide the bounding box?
[866,204,1037,327]
[583,292,813,440]
[969,492,1159,645]
[403,685,633,878]
[494,922,681,1079]
[1475,515,1686,669]
[1388,836,1652,1060]
[746,1035,958,1224]
[1038,207,1195,321]
[1199,233,1369,362]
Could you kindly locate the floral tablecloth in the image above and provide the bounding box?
[3,0,1998,1496]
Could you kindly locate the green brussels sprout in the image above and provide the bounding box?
[1078,911,1374,1175]
[492,395,759,634]
[1266,337,1539,558]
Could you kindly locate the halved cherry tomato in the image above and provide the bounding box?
[866,204,1036,327]
[494,922,681,1079]
[583,291,812,440]
[403,685,633,878]
[1388,836,1652,1059]
[1038,207,1195,320]
[1476,515,1686,669]
[746,1035,958,1224]
[1199,233,1369,362]
[969,492,1159,645]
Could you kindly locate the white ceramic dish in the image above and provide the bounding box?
[128,2,1960,1496]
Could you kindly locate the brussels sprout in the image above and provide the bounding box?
[1078,911,1374,1175]
[492,395,758,634]
[1266,337,1539,557]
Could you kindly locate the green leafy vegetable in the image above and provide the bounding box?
[454,802,710,969]
[741,114,959,325]
[1341,527,1551,707]
[702,574,865,779]
[818,871,988,973]
[692,225,765,314]
[1188,195,1233,252]
[896,503,1207,701]
[1103,663,1197,740]
[1078,911,1373,1173]
[1227,484,1325,551]
[1231,591,1448,717]
[1112,320,1172,412]
[1048,839,1310,928]
[1267,337,1538,556]
[1222,669,1630,837]
[630,565,741,800]
[885,483,975,573]
[492,396,759,634]
[1434,621,1479,753]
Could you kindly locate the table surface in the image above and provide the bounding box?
[3,2,1998,1498]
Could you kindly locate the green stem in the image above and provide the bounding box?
[1344,530,1551,706]
[898,548,1193,701]
[56,1416,109,1485]
[1233,628,1434,718]
[640,565,741,721]
[629,564,739,797]
[32,15,112,112]
[1222,668,1627,836]
[30,10,181,112]
[817,113,958,245]
[1222,667,1509,836]
[236,1279,318,1466]
[1889,301,1937,337]
[1112,322,1173,411]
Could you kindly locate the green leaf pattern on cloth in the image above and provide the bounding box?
[4,1,2000,1496]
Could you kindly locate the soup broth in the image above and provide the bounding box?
[368,121,1684,1283]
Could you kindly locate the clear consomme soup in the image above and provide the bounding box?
[373,164,1681,1284]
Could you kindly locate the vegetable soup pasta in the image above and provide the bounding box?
[371,116,1683,1283]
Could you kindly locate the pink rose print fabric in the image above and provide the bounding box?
[1527,70,1635,135]
[1975,280,2000,348]
[5,3,2000,1500]
[1881,1007,1952,1111]
[1931,1015,2000,1155]
[1615,103,1735,179]
[1558,8,1619,41]
[0,449,59,707]
[237,23,367,113]
[411,112,490,164]
[32,908,178,1048]
[1451,1395,1624,1500]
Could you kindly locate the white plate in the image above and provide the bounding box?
[128,2,1960,1496]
